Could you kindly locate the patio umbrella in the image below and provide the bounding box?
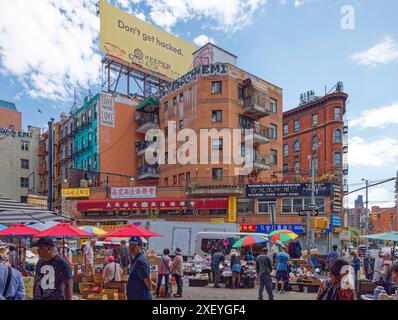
[102,224,162,238]
[232,235,268,248]
[361,232,398,242]
[78,226,107,236]
[268,229,298,243]
[34,223,93,238]
[0,224,7,231]
[25,221,60,231]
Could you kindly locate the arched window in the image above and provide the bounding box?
[294,140,300,153]
[283,144,289,156]
[312,135,319,150]
[334,129,342,143]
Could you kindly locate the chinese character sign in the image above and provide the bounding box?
[110,187,157,199]
[228,196,237,223]
[61,188,90,198]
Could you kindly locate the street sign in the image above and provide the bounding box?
[298,209,319,217]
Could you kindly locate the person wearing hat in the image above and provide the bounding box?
[126,236,154,300]
[0,246,25,300]
[102,255,123,287]
[33,237,73,300]
[83,239,96,277]
[171,248,183,298]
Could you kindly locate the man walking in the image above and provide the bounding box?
[326,245,339,272]
[33,237,73,300]
[83,239,96,277]
[0,248,25,300]
[275,247,290,294]
[171,248,183,298]
[211,248,225,288]
[256,247,274,300]
[126,236,154,300]
[119,240,130,269]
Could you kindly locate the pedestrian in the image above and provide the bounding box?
[316,258,355,300]
[230,249,241,289]
[33,237,73,300]
[8,246,17,268]
[391,262,398,286]
[111,244,120,264]
[211,248,225,288]
[171,247,184,298]
[60,244,73,267]
[102,255,123,287]
[326,244,339,272]
[255,247,273,300]
[372,250,383,283]
[0,247,25,300]
[119,240,130,269]
[156,248,172,298]
[83,239,96,277]
[376,251,393,294]
[350,250,361,290]
[275,246,290,294]
[126,236,154,300]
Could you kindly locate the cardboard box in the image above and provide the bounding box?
[87,293,108,300]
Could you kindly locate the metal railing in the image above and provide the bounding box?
[187,176,246,190]
[136,141,154,154]
[137,164,160,176]
[136,113,159,127]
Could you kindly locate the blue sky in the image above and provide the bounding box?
[0,0,397,208]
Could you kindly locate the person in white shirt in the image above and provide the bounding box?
[372,251,383,283]
[102,256,123,286]
[83,239,96,276]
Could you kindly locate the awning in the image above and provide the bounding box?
[135,97,159,113]
[0,194,69,223]
[77,198,228,212]
[361,231,398,242]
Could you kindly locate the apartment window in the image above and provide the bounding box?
[82,159,85,169]
[88,108,92,120]
[20,177,29,188]
[294,120,300,133]
[21,159,29,170]
[238,86,245,104]
[212,139,223,150]
[237,199,254,216]
[212,110,222,123]
[258,198,276,214]
[240,143,245,157]
[294,140,300,153]
[88,132,92,147]
[312,114,318,127]
[283,124,288,136]
[294,161,300,174]
[270,98,277,113]
[282,197,326,214]
[283,164,289,176]
[334,107,341,121]
[211,81,222,94]
[179,93,184,102]
[173,175,177,185]
[271,149,277,164]
[164,152,168,164]
[81,137,85,149]
[238,114,253,129]
[334,152,342,166]
[173,97,177,106]
[93,152,97,168]
[334,129,342,143]
[164,177,169,186]
[212,168,223,180]
[271,124,277,139]
[87,156,91,169]
[283,144,289,157]
[20,196,28,203]
[164,101,169,112]
[282,199,292,213]
[312,135,319,150]
[178,173,185,184]
[293,198,303,213]
[21,140,29,151]
[186,172,190,181]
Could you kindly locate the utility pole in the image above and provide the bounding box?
[48,118,55,212]
[362,178,369,252]
[310,154,316,250]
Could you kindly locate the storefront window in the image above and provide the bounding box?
[258,198,276,214]
[282,199,292,213]
[237,199,254,215]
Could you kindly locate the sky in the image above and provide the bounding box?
[0,0,397,208]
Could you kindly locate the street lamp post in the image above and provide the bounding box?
[362,178,369,252]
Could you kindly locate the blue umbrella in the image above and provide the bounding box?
[0,224,7,231]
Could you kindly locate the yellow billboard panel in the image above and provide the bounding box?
[62,188,90,198]
[27,194,47,209]
[228,196,237,223]
[100,1,196,80]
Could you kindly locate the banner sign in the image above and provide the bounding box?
[256,224,305,234]
[111,186,156,199]
[331,184,342,214]
[62,188,90,198]
[0,127,32,138]
[331,215,342,227]
[246,183,332,197]
[100,1,196,80]
[227,196,237,223]
[99,94,115,127]
[211,218,225,224]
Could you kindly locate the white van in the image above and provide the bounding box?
[195,231,270,258]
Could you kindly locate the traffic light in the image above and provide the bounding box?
[311,217,329,230]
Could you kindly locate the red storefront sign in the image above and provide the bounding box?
[239,224,257,232]
[77,198,228,212]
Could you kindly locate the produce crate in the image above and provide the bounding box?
[102,281,126,293]
[101,288,119,300]
[189,279,209,287]
[118,293,127,300]
[358,280,378,297]
[87,293,108,300]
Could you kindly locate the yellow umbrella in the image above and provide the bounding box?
[78,225,107,236]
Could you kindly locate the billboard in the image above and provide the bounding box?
[61,188,90,198]
[99,94,115,127]
[246,183,332,198]
[110,186,157,199]
[100,1,196,80]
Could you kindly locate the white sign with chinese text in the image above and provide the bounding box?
[110,186,157,199]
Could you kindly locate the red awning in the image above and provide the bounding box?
[77,198,228,212]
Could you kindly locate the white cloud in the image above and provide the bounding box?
[351,36,398,67]
[142,0,267,32]
[348,136,398,167]
[193,35,216,47]
[294,0,304,7]
[350,102,398,128]
[0,0,101,101]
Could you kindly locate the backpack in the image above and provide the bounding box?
[318,279,341,300]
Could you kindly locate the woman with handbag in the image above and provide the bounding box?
[156,249,172,298]
[102,256,123,287]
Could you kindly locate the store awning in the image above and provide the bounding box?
[361,231,398,242]
[77,198,228,212]
[0,195,69,223]
[135,97,159,113]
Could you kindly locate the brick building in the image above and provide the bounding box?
[370,206,397,234]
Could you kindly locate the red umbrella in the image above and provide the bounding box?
[102,224,162,238]
[0,224,39,237]
[34,223,93,238]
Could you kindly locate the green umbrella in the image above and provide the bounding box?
[232,235,268,248]
[361,231,398,241]
[268,229,298,243]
